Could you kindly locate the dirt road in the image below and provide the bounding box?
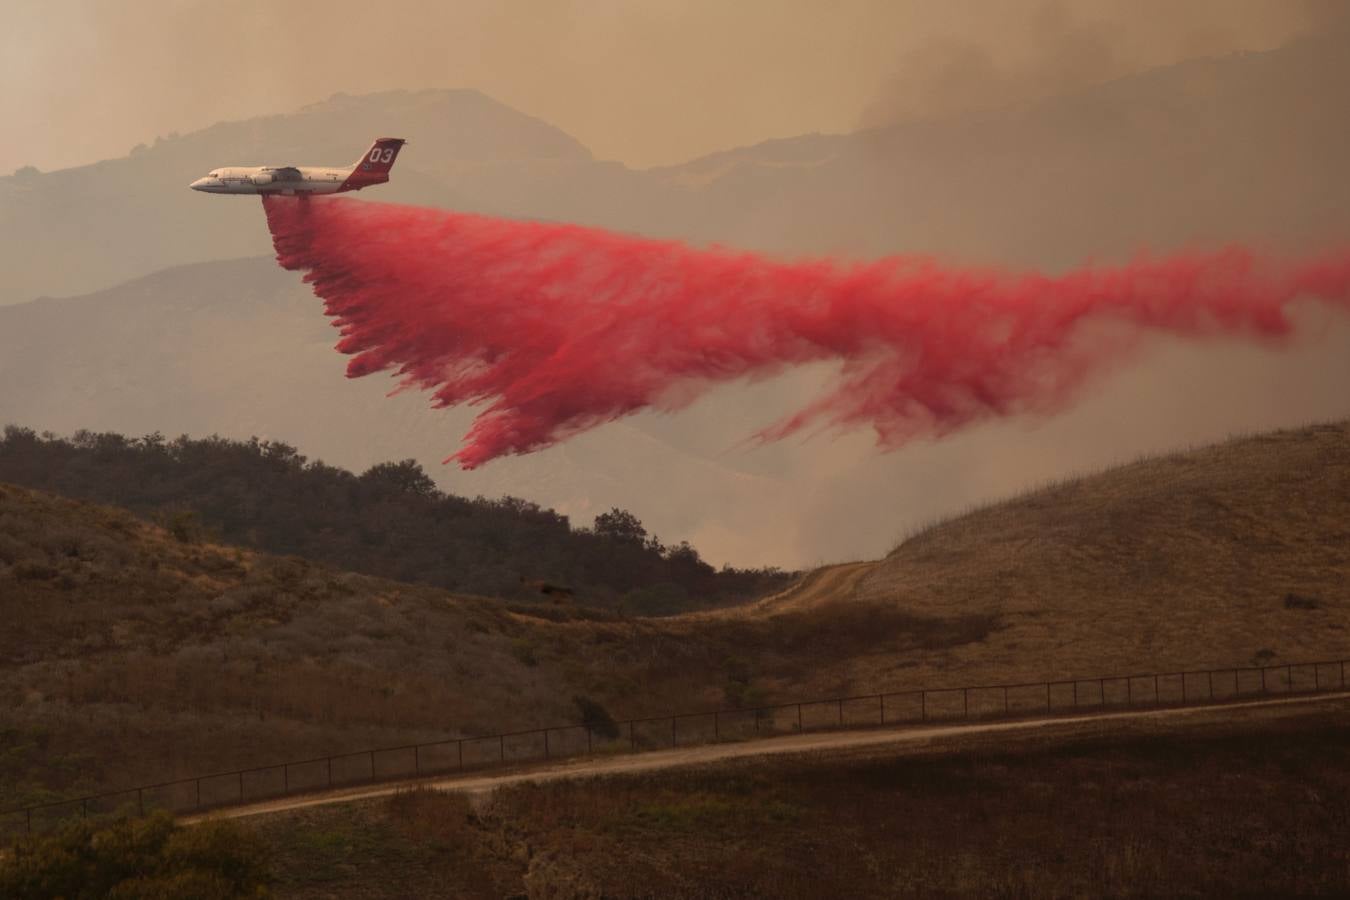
[689,560,879,620]
[190,690,1350,824]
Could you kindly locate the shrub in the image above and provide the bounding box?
[511,638,539,668]
[165,510,203,545]
[574,695,620,740]
[1284,593,1320,610]
[0,811,269,899]
[12,562,58,582]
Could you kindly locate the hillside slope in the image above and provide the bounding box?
[0,481,984,810]
[849,420,1350,682]
[4,421,1348,811]
[0,480,602,810]
[0,427,790,613]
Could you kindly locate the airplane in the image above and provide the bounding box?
[189,137,406,195]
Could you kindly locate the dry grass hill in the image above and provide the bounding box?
[2,420,1348,816]
[850,419,1350,684]
[0,481,988,813]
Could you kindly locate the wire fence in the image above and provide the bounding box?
[4,656,1347,841]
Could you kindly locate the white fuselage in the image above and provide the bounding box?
[192,138,404,197]
[189,165,353,195]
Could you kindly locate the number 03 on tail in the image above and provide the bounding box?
[189,138,406,195]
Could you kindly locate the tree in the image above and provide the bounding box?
[573,695,620,740]
[593,508,648,545]
[359,459,438,498]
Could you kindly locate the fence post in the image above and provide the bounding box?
[27,807,31,836]
[1098,678,1105,708]
[43,655,1344,833]
[283,764,289,793]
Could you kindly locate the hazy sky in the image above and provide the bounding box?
[2,0,1326,176]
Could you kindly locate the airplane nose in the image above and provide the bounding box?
[189,177,216,192]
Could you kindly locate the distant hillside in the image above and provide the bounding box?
[655,30,1350,265]
[0,426,790,614]
[8,30,1350,308]
[0,88,674,307]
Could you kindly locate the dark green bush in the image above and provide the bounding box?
[574,695,620,740]
[0,811,270,899]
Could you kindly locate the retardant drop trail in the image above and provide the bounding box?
[262,195,1350,468]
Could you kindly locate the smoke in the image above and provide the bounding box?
[6,0,1325,177]
[264,195,1350,469]
[860,0,1325,129]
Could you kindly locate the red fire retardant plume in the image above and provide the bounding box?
[263,196,1350,468]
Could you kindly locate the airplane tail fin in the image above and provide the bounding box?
[341,138,407,191]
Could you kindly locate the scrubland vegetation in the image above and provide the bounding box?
[0,426,791,614]
[2,419,1349,861]
[0,481,988,816]
[1,811,268,899]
